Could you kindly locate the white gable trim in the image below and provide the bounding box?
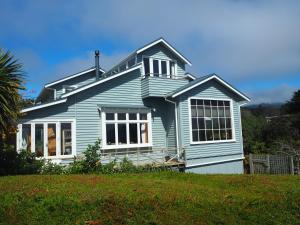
[21,98,67,113]
[45,67,105,88]
[136,38,192,66]
[61,64,142,98]
[171,75,251,102]
[185,73,196,80]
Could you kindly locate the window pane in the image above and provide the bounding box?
[192,131,199,142]
[140,123,148,143]
[211,100,218,106]
[191,106,197,117]
[226,129,232,140]
[213,130,220,140]
[218,106,225,117]
[197,106,204,117]
[61,123,72,155]
[35,124,44,157]
[106,113,114,120]
[198,118,205,129]
[118,113,126,120]
[191,99,196,105]
[197,99,204,106]
[192,118,198,129]
[161,61,167,75]
[48,123,56,156]
[119,64,126,72]
[225,107,230,117]
[170,61,175,75]
[220,129,226,140]
[22,124,31,152]
[153,59,159,77]
[205,106,211,117]
[218,101,224,106]
[129,124,138,144]
[106,124,115,145]
[199,130,206,141]
[212,107,218,117]
[129,113,137,120]
[204,100,210,106]
[118,124,127,144]
[140,113,147,120]
[206,130,213,141]
[226,118,232,129]
[224,101,230,106]
[219,118,226,129]
[212,118,219,129]
[143,58,150,75]
[205,118,212,129]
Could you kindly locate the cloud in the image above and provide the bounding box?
[248,84,297,104]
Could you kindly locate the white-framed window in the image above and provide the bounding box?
[16,119,76,158]
[189,98,235,144]
[102,111,152,149]
[142,56,176,78]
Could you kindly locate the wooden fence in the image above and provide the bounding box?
[248,154,296,175]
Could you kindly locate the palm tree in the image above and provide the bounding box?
[0,48,25,145]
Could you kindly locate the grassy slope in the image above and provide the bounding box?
[0,173,299,225]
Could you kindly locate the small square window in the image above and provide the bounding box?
[204,100,210,106]
[191,99,197,105]
[199,130,206,141]
[140,113,147,120]
[129,113,137,120]
[106,113,115,120]
[192,131,199,142]
[224,101,230,106]
[118,113,126,120]
[197,99,204,106]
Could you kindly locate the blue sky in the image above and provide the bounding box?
[1,0,300,104]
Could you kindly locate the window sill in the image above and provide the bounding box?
[190,139,236,145]
[36,155,76,160]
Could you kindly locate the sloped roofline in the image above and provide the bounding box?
[136,38,192,66]
[61,63,142,98]
[170,74,251,101]
[45,67,106,88]
[21,98,67,113]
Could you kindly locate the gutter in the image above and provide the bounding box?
[164,97,180,158]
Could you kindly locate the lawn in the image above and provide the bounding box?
[0,173,299,225]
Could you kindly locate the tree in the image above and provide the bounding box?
[282,90,300,114]
[0,48,25,147]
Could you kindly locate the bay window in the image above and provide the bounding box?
[190,98,234,143]
[102,111,152,149]
[143,57,176,78]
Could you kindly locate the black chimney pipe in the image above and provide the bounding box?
[95,50,100,80]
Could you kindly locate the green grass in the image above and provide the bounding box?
[0,173,299,225]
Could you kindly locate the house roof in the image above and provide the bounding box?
[44,67,105,88]
[184,72,197,80]
[21,98,67,113]
[61,63,142,98]
[167,73,251,101]
[136,38,192,66]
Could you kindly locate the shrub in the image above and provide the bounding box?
[64,157,85,174]
[82,139,101,172]
[40,160,65,175]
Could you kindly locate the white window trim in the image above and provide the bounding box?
[62,85,78,94]
[188,97,236,145]
[101,111,152,150]
[142,56,177,78]
[16,119,76,159]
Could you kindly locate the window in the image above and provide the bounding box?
[18,121,75,158]
[61,123,72,155]
[103,111,151,148]
[143,57,176,77]
[21,124,31,152]
[127,58,135,68]
[190,99,234,143]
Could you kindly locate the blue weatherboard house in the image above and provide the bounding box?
[18,38,250,174]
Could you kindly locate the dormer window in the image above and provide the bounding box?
[143,57,176,78]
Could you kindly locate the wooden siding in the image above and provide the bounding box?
[53,71,100,98]
[177,79,244,163]
[141,77,188,98]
